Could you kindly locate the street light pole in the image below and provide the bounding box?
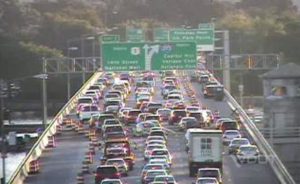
[0,81,6,184]
[42,58,48,130]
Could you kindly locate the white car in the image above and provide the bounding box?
[78,104,100,121]
[100,179,123,184]
[228,138,250,154]
[105,158,128,176]
[196,177,219,184]
[144,144,167,160]
[222,130,241,145]
[236,145,260,164]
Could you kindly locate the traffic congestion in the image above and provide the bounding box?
[75,70,262,184]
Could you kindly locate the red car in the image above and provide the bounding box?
[124,109,141,125]
[169,110,187,125]
[95,165,120,184]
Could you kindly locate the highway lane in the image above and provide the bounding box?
[190,80,280,184]
[24,75,280,184]
[24,129,90,184]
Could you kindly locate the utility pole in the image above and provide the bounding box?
[223,30,231,93]
[42,58,48,130]
[0,81,6,184]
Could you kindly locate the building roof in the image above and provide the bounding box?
[262,63,300,79]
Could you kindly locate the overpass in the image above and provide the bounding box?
[7,69,295,184]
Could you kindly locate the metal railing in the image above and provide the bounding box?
[259,127,300,138]
[225,90,296,184]
[8,71,102,184]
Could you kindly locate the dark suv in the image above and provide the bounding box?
[95,165,120,184]
[169,110,187,125]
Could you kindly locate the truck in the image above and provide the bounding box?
[186,128,223,176]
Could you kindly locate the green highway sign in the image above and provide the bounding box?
[198,23,214,30]
[126,28,145,42]
[101,35,120,43]
[102,42,197,71]
[169,28,214,51]
[153,28,169,42]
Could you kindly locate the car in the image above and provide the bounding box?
[145,102,163,113]
[104,93,123,102]
[105,158,128,176]
[100,179,123,184]
[199,74,210,84]
[195,177,219,184]
[102,119,122,131]
[103,125,124,136]
[169,110,187,125]
[95,165,120,184]
[104,99,124,110]
[136,112,153,123]
[178,117,199,131]
[185,106,201,113]
[148,158,171,169]
[144,115,160,122]
[141,164,168,178]
[78,104,100,121]
[148,155,172,166]
[228,138,251,154]
[124,109,142,125]
[220,120,240,133]
[103,131,127,141]
[145,140,166,147]
[163,80,175,86]
[236,145,260,163]
[76,96,95,113]
[167,94,183,101]
[142,169,168,184]
[105,105,120,115]
[187,111,205,127]
[164,99,179,109]
[222,130,241,145]
[156,108,172,122]
[214,118,233,129]
[196,168,222,184]
[162,85,177,98]
[146,136,167,144]
[150,149,172,162]
[133,121,157,137]
[171,101,186,110]
[144,144,167,160]
[137,97,150,108]
[153,175,177,184]
[149,130,167,140]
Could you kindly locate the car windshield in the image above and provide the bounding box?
[155,176,175,182]
[107,101,120,106]
[105,126,123,132]
[226,131,239,136]
[233,139,249,145]
[96,167,117,174]
[128,110,141,116]
[147,171,166,177]
[157,109,171,115]
[145,116,159,121]
[240,146,257,152]
[106,159,124,165]
[198,170,219,177]
[223,121,238,129]
[173,111,186,116]
[105,94,119,98]
[83,106,98,111]
[78,98,92,104]
[197,178,217,184]
[101,181,120,184]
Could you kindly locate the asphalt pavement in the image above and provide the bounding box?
[24,75,280,184]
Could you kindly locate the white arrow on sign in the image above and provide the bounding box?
[143,44,159,70]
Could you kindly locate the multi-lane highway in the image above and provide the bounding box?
[24,73,280,184]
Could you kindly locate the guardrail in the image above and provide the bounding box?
[8,71,102,184]
[224,90,296,184]
[259,127,300,138]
